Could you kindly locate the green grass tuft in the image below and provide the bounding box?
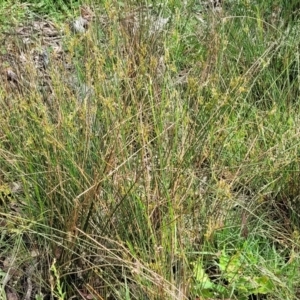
[1,0,300,299]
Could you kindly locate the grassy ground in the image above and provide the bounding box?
[1,0,300,299]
